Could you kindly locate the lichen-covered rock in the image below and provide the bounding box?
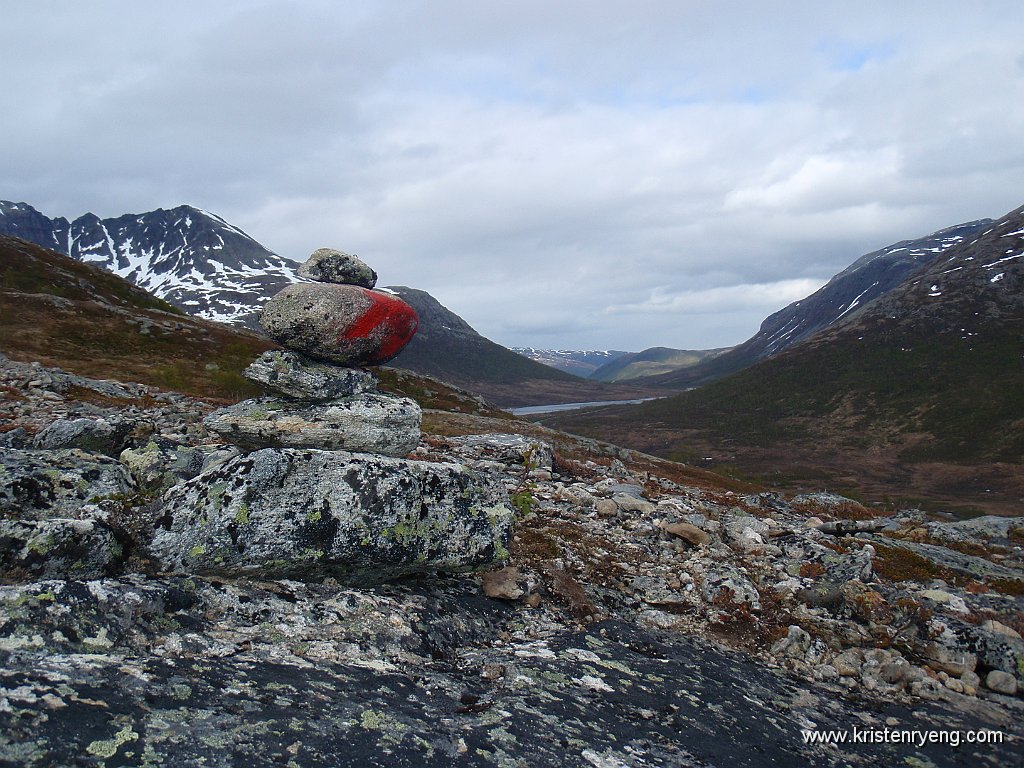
[260,283,418,365]
[702,566,761,610]
[0,448,135,518]
[244,349,377,401]
[119,438,240,492]
[448,433,554,470]
[0,512,123,582]
[203,394,421,457]
[32,417,135,457]
[297,247,378,288]
[149,448,514,582]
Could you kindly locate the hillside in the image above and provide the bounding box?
[548,204,1024,514]
[0,235,275,400]
[635,218,993,389]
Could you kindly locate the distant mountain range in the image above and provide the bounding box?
[589,346,731,382]
[511,349,630,377]
[547,203,1024,515]
[0,201,297,327]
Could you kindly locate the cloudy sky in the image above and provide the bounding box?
[4,1,1023,350]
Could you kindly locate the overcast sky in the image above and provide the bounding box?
[4,1,1023,350]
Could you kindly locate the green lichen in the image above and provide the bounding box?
[189,545,206,558]
[85,724,139,759]
[306,508,322,523]
[234,503,251,525]
[359,708,407,748]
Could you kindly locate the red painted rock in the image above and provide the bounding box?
[260,283,418,365]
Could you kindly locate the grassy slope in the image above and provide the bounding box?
[0,235,274,400]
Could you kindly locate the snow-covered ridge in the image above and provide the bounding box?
[0,201,301,326]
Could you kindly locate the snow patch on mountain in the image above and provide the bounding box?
[0,201,301,326]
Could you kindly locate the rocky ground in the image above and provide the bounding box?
[1,354,1022,767]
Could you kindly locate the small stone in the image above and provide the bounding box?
[482,567,525,600]
[985,670,1018,696]
[662,522,710,547]
[481,664,506,681]
[960,670,981,689]
[944,677,965,693]
[298,248,377,288]
[833,649,864,677]
[260,283,418,366]
[612,494,657,515]
[771,625,812,658]
[594,499,618,518]
[981,620,1023,640]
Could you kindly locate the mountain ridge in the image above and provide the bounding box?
[633,217,994,389]
[0,200,299,326]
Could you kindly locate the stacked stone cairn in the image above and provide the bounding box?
[150,249,514,583]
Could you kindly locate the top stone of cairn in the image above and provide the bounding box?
[298,248,377,288]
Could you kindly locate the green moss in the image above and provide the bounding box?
[189,545,206,558]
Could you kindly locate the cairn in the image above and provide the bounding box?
[204,249,422,456]
[150,249,514,582]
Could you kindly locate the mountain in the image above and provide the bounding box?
[547,203,1024,514]
[637,218,993,389]
[589,346,731,382]
[511,348,630,377]
[387,288,661,407]
[0,201,299,327]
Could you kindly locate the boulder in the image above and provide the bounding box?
[244,350,377,401]
[702,566,761,610]
[149,448,514,582]
[0,512,123,581]
[0,449,135,518]
[297,248,377,288]
[32,417,134,457]
[259,283,418,366]
[203,394,421,457]
[448,434,554,471]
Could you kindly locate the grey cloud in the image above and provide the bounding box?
[2,1,1023,350]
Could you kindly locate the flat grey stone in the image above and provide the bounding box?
[203,394,421,457]
[244,350,376,401]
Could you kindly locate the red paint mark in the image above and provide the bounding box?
[341,289,419,363]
